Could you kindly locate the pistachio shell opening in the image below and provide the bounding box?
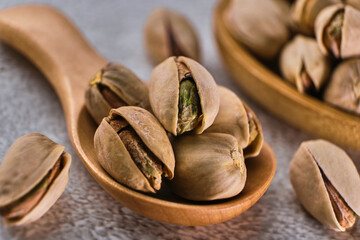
[289,139,360,231]
[171,133,247,201]
[143,8,200,65]
[85,62,151,124]
[243,104,263,158]
[94,106,175,193]
[149,56,219,136]
[0,133,71,226]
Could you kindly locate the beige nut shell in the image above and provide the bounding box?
[289,139,360,231]
[149,56,219,136]
[315,4,360,59]
[280,35,331,93]
[243,103,263,158]
[0,133,71,226]
[94,106,175,193]
[205,85,249,149]
[171,133,247,201]
[144,8,200,65]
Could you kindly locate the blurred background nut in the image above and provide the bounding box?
[323,58,360,115]
[170,133,247,201]
[291,0,340,35]
[224,0,291,59]
[94,106,175,193]
[204,86,250,150]
[149,56,219,136]
[315,4,360,59]
[144,8,201,65]
[85,62,151,124]
[0,133,71,226]
[280,35,331,95]
[290,139,360,231]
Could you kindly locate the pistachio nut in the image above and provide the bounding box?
[343,0,360,10]
[94,106,175,193]
[0,133,71,226]
[291,0,341,35]
[204,86,249,149]
[243,104,263,158]
[144,8,200,65]
[149,56,219,136]
[289,139,360,231]
[315,4,360,59]
[85,62,151,124]
[280,35,331,95]
[224,0,291,59]
[323,58,360,115]
[171,133,247,201]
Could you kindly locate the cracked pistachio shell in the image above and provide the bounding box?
[85,62,151,124]
[0,133,71,226]
[243,104,263,159]
[204,86,250,149]
[224,0,291,59]
[171,133,247,201]
[144,8,200,65]
[149,56,219,136]
[94,106,175,193]
[291,0,340,35]
[290,139,360,231]
[315,4,360,58]
[280,35,331,94]
[323,58,360,115]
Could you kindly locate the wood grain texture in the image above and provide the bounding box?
[0,4,276,226]
[214,0,360,150]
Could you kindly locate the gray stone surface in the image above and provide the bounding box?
[0,0,359,239]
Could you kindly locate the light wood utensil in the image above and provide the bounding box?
[214,0,360,149]
[0,4,276,226]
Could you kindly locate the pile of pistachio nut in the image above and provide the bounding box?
[224,0,360,115]
[86,56,263,201]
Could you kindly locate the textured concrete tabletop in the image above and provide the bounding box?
[0,0,360,239]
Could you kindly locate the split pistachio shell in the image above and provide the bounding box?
[323,58,360,115]
[315,4,360,59]
[243,103,263,158]
[280,35,331,94]
[290,139,360,231]
[0,133,71,226]
[171,133,247,201]
[149,56,219,136]
[144,8,200,65]
[204,86,250,149]
[224,0,291,59]
[291,0,340,35]
[85,62,151,124]
[94,106,175,193]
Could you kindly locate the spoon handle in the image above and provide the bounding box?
[0,4,107,120]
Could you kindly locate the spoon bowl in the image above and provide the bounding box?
[0,4,276,226]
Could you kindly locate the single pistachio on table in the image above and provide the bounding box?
[170,133,247,201]
[149,56,219,136]
[143,8,200,65]
[0,133,71,226]
[94,106,175,193]
[85,62,151,124]
[204,86,250,150]
[291,0,341,35]
[323,58,360,115]
[280,35,331,95]
[289,139,360,232]
[224,0,291,59]
[315,4,360,59]
[243,103,263,158]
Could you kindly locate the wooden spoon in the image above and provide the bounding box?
[214,0,360,149]
[0,4,276,226]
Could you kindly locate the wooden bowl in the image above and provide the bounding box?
[214,0,360,149]
[0,4,276,226]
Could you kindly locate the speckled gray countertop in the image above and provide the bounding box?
[0,1,359,239]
